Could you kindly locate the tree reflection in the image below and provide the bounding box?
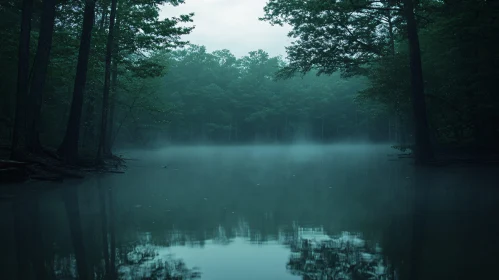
[49,243,200,280]
[62,186,91,280]
[13,193,51,280]
[286,230,393,280]
[55,181,200,280]
[118,244,200,280]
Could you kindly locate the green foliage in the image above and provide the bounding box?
[262,0,499,150]
[3,0,497,151]
[359,0,499,147]
[261,0,402,77]
[0,0,194,150]
[126,45,389,145]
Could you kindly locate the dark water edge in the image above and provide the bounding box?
[0,144,498,280]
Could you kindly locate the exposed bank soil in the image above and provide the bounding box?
[0,147,126,184]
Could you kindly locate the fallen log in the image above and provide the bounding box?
[0,159,29,168]
[30,175,64,182]
[1,151,127,184]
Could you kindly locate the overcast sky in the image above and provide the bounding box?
[159,0,293,58]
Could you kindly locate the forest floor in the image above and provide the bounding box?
[0,144,126,188]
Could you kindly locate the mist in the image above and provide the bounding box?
[1,0,499,280]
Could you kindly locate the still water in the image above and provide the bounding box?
[1,144,498,280]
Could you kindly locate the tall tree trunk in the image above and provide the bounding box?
[107,60,118,154]
[63,187,91,280]
[27,0,57,153]
[11,0,34,159]
[83,0,108,149]
[387,11,396,144]
[82,87,96,148]
[97,0,118,160]
[58,0,97,164]
[403,0,434,164]
[107,12,120,154]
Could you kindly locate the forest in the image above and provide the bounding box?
[1,1,499,280]
[0,0,498,167]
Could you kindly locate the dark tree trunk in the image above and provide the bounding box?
[108,23,119,154]
[108,62,117,153]
[58,0,97,164]
[27,0,57,153]
[403,0,434,165]
[63,187,91,280]
[82,87,96,149]
[97,0,118,160]
[98,182,110,278]
[11,0,34,159]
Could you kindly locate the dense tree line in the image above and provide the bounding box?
[113,46,391,145]
[1,0,498,166]
[0,0,193,163]
[0,0,395,161]
[261,0,499,163]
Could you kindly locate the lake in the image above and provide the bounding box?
[1,144,498,280]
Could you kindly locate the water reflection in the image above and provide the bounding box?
[128,224,395,280]
[118,244,200,280]
[0,145,498,280]
[286,229,392,280]
[13,193,51,280]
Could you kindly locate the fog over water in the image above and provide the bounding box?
[1,144,498,280]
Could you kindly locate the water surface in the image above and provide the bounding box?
[1,144,498,279]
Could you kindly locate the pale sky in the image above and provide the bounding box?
[160,0,293,58]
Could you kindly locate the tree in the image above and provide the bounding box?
[402,0,433,164]
[260,0,398,78]
[136,45,382,145]
[63,186,91,280]
[0,2,21,139]
[11,0,34,158]
[58,0,98,163]
[261,0,435,163]
[97,181,110,278]
[97,0,118,160]
[100,0,194,154]
[27,0,57,153]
